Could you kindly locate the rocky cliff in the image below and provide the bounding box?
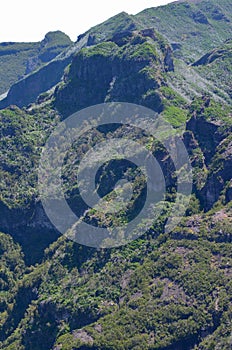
[54,30,173,117]
[0,1,231,349]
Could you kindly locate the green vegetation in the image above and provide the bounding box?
[162,105,188,127]
[194,39,232,100]
[79,42,118,58]
[86,12,140,42]
[136,0,232,62]
[0,31,72,94]
[54,31,166,117]
[188,97,232,128]
[0,105,59,208]
[1,206,231,349]
[0,1,231,349]
[119,41,158,61]
[159,86,189,127]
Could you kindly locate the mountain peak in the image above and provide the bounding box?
[42,30,72,45]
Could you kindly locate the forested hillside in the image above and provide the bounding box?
[0,0,231,349]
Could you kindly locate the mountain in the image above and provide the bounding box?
[192,39,232,99]
[0,0,231,349]
[0,31,72,96]
[136,0,232,62]
[1,0,232,110]
[0,36,87,109]
[0,12,141,110]
[54,29,173,117]
[0,0,232,108]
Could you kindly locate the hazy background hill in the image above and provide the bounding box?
[0,31,72,95]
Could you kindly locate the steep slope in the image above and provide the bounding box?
[0,1,231,349]
[0,37,87,110]
[0,31,72,95]
[77,11,141,43]
[54,29,173,117]
[0,206,231,350]
[192,39,232,99]
[136,0,232,62]
[2,1,232,110]
[0,12,140,110]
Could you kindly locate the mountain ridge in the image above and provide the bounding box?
[0,1,231,349]
[1,0,232,110]
[0,31,72,95]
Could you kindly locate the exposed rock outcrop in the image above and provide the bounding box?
[54,33,171,117]
[186,114,223,165]
[201,136,232,210]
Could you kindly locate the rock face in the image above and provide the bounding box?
[0,29,174,111]
[186,114,223,165]
[164,46,174,72]
[185,93,232,211]
[226,184,232,203]
[0,2,232,350]
[0,201,59,265]
[54,32,173,117]
[192,10,209,24]
[201,136,232,210]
